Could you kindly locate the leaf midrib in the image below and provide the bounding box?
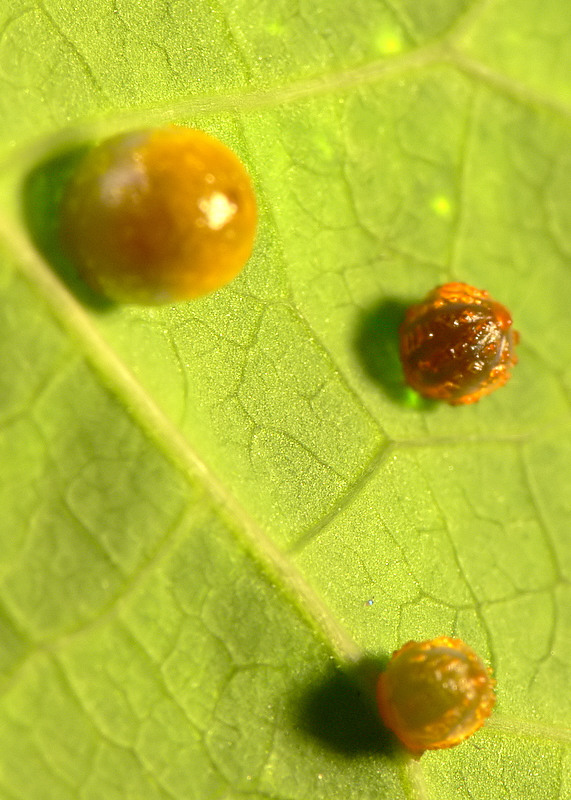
[0,217,364,668]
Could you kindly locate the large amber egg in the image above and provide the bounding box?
[61,126,257,304]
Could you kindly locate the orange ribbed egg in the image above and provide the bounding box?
[377,637,496,754]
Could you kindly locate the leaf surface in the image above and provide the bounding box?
[0,1,570,798]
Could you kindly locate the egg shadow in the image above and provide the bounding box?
[295,656,400,758]
[21,146,115,311]
[354,297,435,410]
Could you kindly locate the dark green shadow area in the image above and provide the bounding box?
[295,656,400,758]
[22,146,115,311]
[354,298,435,411]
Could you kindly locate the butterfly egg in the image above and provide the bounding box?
[377,637,496,754]
[60,126,257,304]
[399,282,519,405]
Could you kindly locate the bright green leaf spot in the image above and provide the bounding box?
[376,27,405,55]
[430,195,453,218]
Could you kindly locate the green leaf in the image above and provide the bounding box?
[1,1,570,798]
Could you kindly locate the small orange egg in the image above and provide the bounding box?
[60,126,257,304]
[377,637,495,754]
[399,282,519,404]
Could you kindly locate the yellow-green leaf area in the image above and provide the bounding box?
[0,1,570,799]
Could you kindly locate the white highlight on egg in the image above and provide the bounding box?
[198,191,237,230]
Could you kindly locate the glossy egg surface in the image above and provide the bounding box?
[61,126,257,304]
[377,636,496,754]
[399,282,519,405]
